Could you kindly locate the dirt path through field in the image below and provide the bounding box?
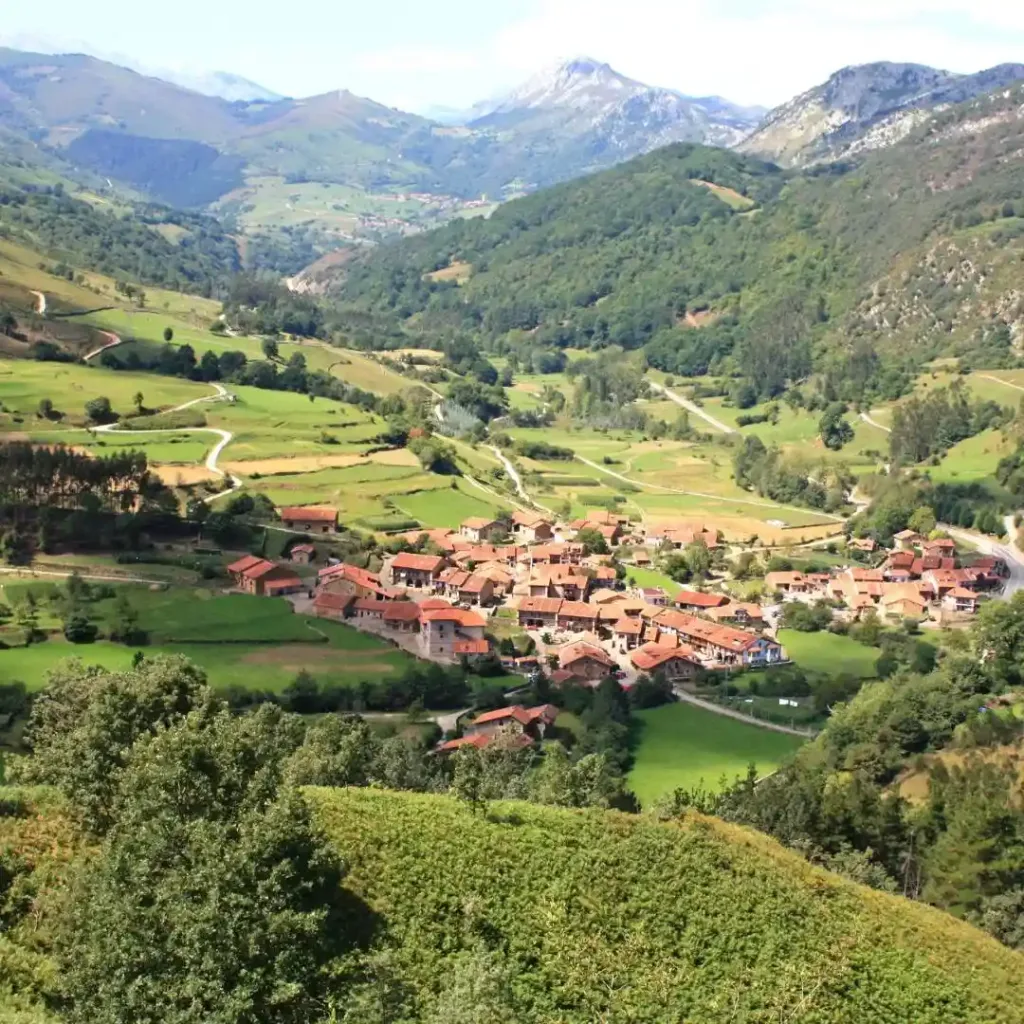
[648,382,736,434]
[30,290,46,315]
[859,410,891,434]
[97,382,242,504]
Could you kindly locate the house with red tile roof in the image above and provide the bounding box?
[289,543,316,565]
[382,601,422,632]
[419,606,487,660]
[352,597,388,622]
[464,703,559,742]
[313,590,356,621]
[454,638,491,656]
[459,517,505,543]
[227,556,303,597]
[653,609,783,667]
[674,589,728,611]
[279,506,337,533]
[706,603,764,630]
[942,587,981,614]
[630,641,702,679]
[317,562,387,600]
[556,601,600,632]
[512,510,554,544]
[554,639,615,683]
[436,567,495,606]
[516,596,563,629]
[436,731,534,754]
[389,552,448,588]
[611,616,644,651]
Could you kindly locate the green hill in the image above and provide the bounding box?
[310,787,1024,1023]
[331,83,1024,405]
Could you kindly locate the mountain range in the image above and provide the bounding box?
[3,44,1024,253]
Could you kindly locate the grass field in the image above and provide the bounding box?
[778,629,881,678]
[0,587,414,691]
[628,702,805,805]
[394,481,511,529]
[924,428,1015,485]
[0,359,215,428]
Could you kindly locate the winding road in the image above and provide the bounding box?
[648,382,736,434]
[97,383,242,504]
[942,516,1024,599]
[83,330,125,363]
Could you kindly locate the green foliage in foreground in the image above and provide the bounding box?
[311,787,1024,1023]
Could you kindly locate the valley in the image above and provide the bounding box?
[3,34,1024,1021]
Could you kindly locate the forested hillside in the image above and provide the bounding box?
[1,651,1023,1024]
[0,183,240,295]
[331,83,1024,405]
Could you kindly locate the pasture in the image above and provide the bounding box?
[0,587,414,691]
[627,701,805,806]
[777,629,881,679]
[0,359,215,428]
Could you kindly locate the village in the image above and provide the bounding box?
[221,505,1008,751]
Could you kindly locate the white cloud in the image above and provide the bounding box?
[476,0,1024,106]
[355,45,484,76]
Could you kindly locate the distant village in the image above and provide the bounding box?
[222,505,1007,753]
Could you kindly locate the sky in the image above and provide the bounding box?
[3,0,1024,112]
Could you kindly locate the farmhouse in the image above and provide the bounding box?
[943,587,981,614]
[390,552,448,588]
[611,616,644,651]
[279,506,337,533]
[630,641,701,680]
[312,590,356,621]
[289,543,315,565]
[226,556,303,597]
[674,590,728,612]
[556,601,601,632]
[462,703,559,744]
[436,567,495,606]
[459,517,505,543]
[553,639,616,683]
[352,598,387,623]
[517,596,563,629]
[893,529,923,551]
[706,602,764,629]
[317,562,387,600]
[419,606,487,659]
[652,609,783,667]
[513,510,554,544]
[765,571,817,594]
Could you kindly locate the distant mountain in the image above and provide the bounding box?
[463,58,763,177]
[150,69,284,103]
[740,61,1024,166]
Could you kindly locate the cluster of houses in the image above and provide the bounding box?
[299,509,784,685]
[766,533,1005,622]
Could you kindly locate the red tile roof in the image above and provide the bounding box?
[517,596,564,615]
[280,506,337,523]
[454,639,491,655]
[558,601,599,620]
[227,554,264,575]
[391,552,447,573]
[631,642,700,672]
[382,601,421,621]
[421,607,486,628]
[241,559,280,580]
[462,517,499,530]
[558,641,614,669]
[675,589,728,608]
[264,575,302,592]
[317,562,382,590]
[314,591,355,613]
[353,598,387,613]
[612,617,643,634]
[419,598,453,611]
[654,609,766,654]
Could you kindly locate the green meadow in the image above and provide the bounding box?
[628,702,805,805]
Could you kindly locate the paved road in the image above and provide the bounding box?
[859,411,891,434]
[577,455,846,523]
[97,383,243,504]
[672,687,818,737]
[943,517,1024,599]
[648,382,736,434]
